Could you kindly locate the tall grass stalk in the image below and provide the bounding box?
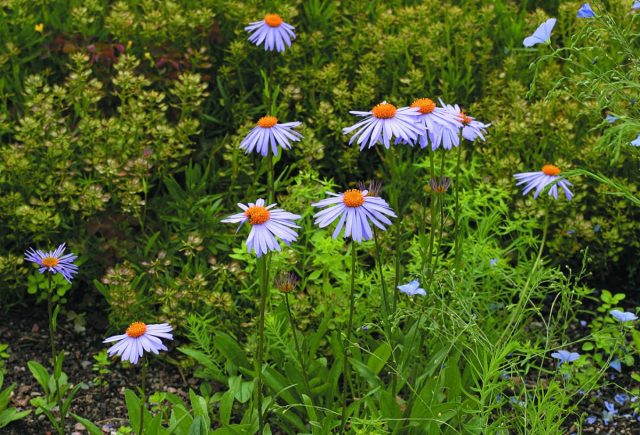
[339,243,357,435]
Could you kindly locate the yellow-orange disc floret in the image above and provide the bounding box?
[371,102,397,119]
[126,322,147,338]
[343,189,365,208]
[459,111,472,125]
[264,14,283,27]
[42,257,59,268]
[411,98,436,114]
[257,116,278,128]
[542,164,561,176]
[245,206,271,225]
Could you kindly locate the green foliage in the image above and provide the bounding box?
[0,373,30,429]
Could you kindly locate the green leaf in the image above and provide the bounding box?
[71,414,103,435]
[227,376,252,403]
[218,390,234,426]
[0,409,31,429]
[27,361,50,393]
[214,333,250,370]
[367,342,391,376]
[124,389,141,432]
[188,416,209,435]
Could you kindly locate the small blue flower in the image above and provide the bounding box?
[577,3,596,18]
[585,415,597,425]
[397,280,426,297]
[603,401,618,425]
[567,229,576,235]
[610,309,638,322]
[579,320,587,327]
[614,393,629,406]
[610,359,622,372]
[593,224,601,233]
[523,18,556,47]
[631,134,640,147]
[551,350,580,365]
[605,114,618,123]
[634,1,640,10]
[489,258,498,266]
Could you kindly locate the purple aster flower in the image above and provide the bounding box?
[551,350,580,365]
[614,393,629,406]
[610,359,622,372]
[514,164,573,200]
[104,322,173,365]
[342,101,424,150]
[312,187,396,242]
[240,116,302,157]
[610,309,638,322]
[245,14,295,52]
[585,415,597,425]
[403,98,462,150]
[437,99,491,143]
[24,243,79,283]
[605,114,618,123]
[397,280,426,297]
[631,134,640,147]
[577,3,596,18]
[222,199,300,257]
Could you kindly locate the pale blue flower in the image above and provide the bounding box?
[605,114,618,123]
[523,18,556,47]
[610,309,638,322]
[551,350,580,365]
[631,134,640,147]
[603,401,617,425]
[614,393,629,406]
[245,14,295,52]
[489,258,498,266]
[104,322,173,365]
[633,1,640,10]
[610,359,622,372]
[397,280,426,297]
[240,116,302,157]
[25,243,79,283]
[398,98,462,150]
[577,3,596,18]
[514,165,573,200]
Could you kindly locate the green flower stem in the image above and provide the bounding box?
[139,360,148,435]
[284,294,311,394]
[267,151,274,204]
[423,152,437,279]
[256,255,270,433]
[46,274,64,435]
[339,243,357,435]
[453,135,463,268]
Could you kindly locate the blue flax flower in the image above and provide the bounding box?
[603,401,617,425]
[245,14,295,52]
[523,18,556,47]
[222,199,300,257]
[397,280,426,297]
[104,322,173,365]
[343,101,424,150]
[585,415,597,425]
[24,243,79,283]
[631,134,640,147]
[610,359,622,372]
[610,309,638,322]
[634,1,640,10]
[614,393,629,406]
[605,114,618,123]
[240,116,302,157]
[312,187,396,242]
[551,350,580,365]
[577,3,596,18]
[514,164,573,200]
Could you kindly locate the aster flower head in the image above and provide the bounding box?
[245,14,295,52]
[438,99,490,143]
[551,350,580,365]
[358,180,383,197]
[397,280,426,297]
[312,186,396,242]
[24,243,79,283]
[610,309,638,322]
[222,199,300,257]
[240,116,302,157]
[405,98,462,150]
[342,101,424,151]
[275,271,300,293]
[103,322,173,365]
[514,164,573,200]
[577,3,596,18]
[429,176,452,193]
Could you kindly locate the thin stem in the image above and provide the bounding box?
[339,243,357,434]
[284,295,311,394]
[139,360,147,435]
[267,151,274,204]
[256,255,269,433]
[453,137,463,267]
[423,152,437,279]
[373,228,390,321]
[47,274,64,435]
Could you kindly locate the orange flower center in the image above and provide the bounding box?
[264,14,283,27]
[459,112,472,124]
[542,164,561,176]
[126,322,147,338]
[245,206,271,225]
[343,189,365,208]
[42,257,59,268]
[371,102,397,119]
[257,116,278,128]
[411,98,436,114]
